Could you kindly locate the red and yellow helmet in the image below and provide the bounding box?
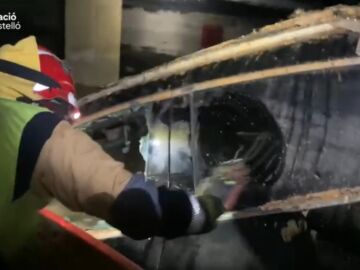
[0,36,80,121]
[35,46,81,121]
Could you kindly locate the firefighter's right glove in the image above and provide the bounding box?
[107,174,224,240]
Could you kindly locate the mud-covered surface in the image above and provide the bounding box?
[81,33,359,116]
[96,61,360,270]
[77,7,360,270]
[87,66,360,206]
[99,65,360,269]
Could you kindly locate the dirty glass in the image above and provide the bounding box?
[134,67,360,213]
[140,99,193,190]
[140,89,285,210]
[85,65,360,270]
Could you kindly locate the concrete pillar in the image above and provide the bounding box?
[65,0,122,88]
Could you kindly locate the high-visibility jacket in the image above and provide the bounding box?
[0,98,57,257]
[0,37,132,258]
[0,96,133,258]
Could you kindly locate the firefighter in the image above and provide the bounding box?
[0,36,231,257]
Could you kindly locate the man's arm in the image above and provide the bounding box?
[31,119,224,239]
[31,120,132,219]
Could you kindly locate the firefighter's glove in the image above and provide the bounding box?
[107,174,224,240]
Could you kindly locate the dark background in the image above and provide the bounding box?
[0,0,64,57]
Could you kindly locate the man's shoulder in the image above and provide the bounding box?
[0,97,48,114]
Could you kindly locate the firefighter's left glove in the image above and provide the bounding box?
[107,174,224,240]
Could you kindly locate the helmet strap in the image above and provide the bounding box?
[0,59,60,88]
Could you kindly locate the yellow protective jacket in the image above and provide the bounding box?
[0,37,132,256]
